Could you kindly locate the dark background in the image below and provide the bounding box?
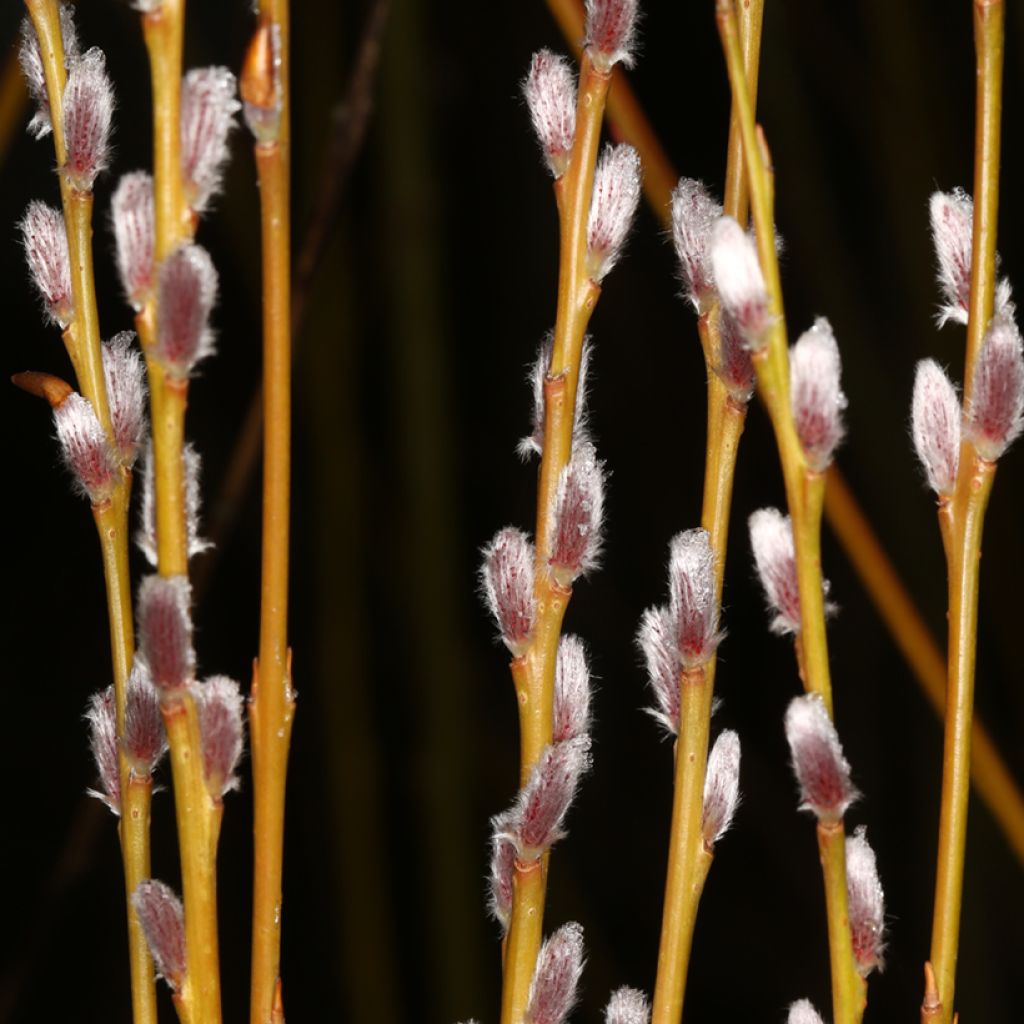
[2,1,1023,1021]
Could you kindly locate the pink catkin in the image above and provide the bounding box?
[85,686,119,814]
[523,50,577,178]
[790,317,847,471]
[155,244,219,378]
[911,359,961,495]
[198,675,245,795]
[102,332,147,468]
[20,201,73,327]
[846,826,887,976]
[966,314,1024,461]
[784,694,858,824]
[53,394,118,503]
[670,178,721,314]
[111,172,155,309]
[480,527,536,656]
[512,737,591,859]
[553,635,592,743]
[133,880,186,989]
[61,48,114,192]
[667,528,719,669]
[124,658,167,773]
[549,443,605,584]
[637,605,680,736]
[526,922,586,1024]
[748,508,801,635]
[584,0,639,70]
[137,575,195,694]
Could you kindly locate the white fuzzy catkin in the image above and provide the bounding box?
[784,694,858,824]
[523,50,577,178]
[702,730,741,848]
[480,527,536,656]
[966,313,1024,461]
[584,0,639,70]
[553,635,592,743]
[667,528,720,668]
[670,178,722,314]
[748,508,801,635]
[846,826,887,976]
[786,1000,825,1024]
[790,317,847,471]
[709,216,769,347]
[586,144,642,282]
[604,988,650,1024]
[549,442,606,584]
[911,359,961,495]
[526,922,586,1024]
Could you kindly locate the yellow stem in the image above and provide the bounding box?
[822,470,1024,864]
[928,8,1003,1020]
[499,861,547,1024]
[249,11,296,1007]
[499,48,612,1024]
[163,694,224,1024]
[122,774,159,1024]
[817,823,867,1024]
[142,0,189,263]
[963,0,1004,402]
[722,0,764,224]
[650,668,715,1024]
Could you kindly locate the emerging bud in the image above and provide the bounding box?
[668,528,720,668]
[787,1000,825,1024]
[54,393,119,503]
[198,675,245,796]
[790,317,847,471]
[784,694,858,824]
[584,0,639,71]
[715,309,756,402]
[549,442,606,585]
[586,143,642,282]
[553,635,592,743]
[181,67,240,214]
[85,686,120,814]
[965,314,1024,461]
[124,657,168,775]
[846,826,886,977]
[154,244,218,378]
[524,50,577,178]
[911,359,961,496]
[506,737,592,860]
[605,988,650,1024]
[102,332,147,468]
[61,49,115,192]
[137,443,213,566]
[19,5,79,140]
[526,922,586,1024]
[488,812,517,934]
[137,575,195,695]
[670,178,722,314]
[709,216,769,348]
[637,605,680,736]
[702,729,741,849]
[111,172,155,309]
[480,527,536,657]
[240,18,283,144]
[132,880,186,990]
[748,508,801,635]
[517,336,592,460]
[929,189,1014,327]
[20,201,73,328]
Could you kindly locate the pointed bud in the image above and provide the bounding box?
[637,605,680,736]
[549,442,606,584]
[507,737,592,860]
[554,635,592,742]
[668,528,721,668]
[54,392,119,503]
[480,527,536,656]
[518,336,592,460]
[137,575,195,695]
[527,922,586,1024]
[929,189,1015,327]
[85,686,119,814]
[787,1000,825,1024]
[181,67,240,213]
[111,172,155,309]
[102,332,147,468]
[715,309,756,401]
[846,826,886,977]
[240,18,283,144]
[198,675,245,796]
[20,201,73,328]
[137,443,213,566]
[124,658,167,775]
[19,5,79,140]
[790,317,847,471]
[488,811,517,933]
[61,48,114,191]
[154,244,218,379]
[966,314,1024,460]
[748,508,801,635]
[670,178,722,314]
[710,216,769,348]
[584,0,639,70]
[702,730,741,849]
[912,359,961,495]
[785,694,858,824]
[132,880,186,990]
[586,143,641,282]
[524,50,577,178]
[605,988,650,1024]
